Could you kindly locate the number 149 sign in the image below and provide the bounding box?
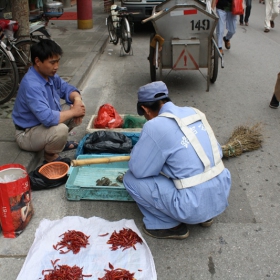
[190,19,210,30]
[170,9,211,31]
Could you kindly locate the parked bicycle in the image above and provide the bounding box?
[107,5,134,54]
[0,13,38,104]
[0,24,19,104]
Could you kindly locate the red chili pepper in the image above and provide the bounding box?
[53,230,90,254]
[98,263,135,280]
[99,233,109,237]
[42,260,92,280]
[107,228,143,251]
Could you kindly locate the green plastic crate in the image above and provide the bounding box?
[66,155,133,201]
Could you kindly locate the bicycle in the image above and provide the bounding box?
[107,5,134,54]
[0,25,19,104]
[0,14,38,104]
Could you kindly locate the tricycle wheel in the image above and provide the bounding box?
[149,34,157,82]
[210,37,218,83]
[150,61,156,82]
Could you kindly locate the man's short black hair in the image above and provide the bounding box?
[137,93,171,115]
[31,39,63,64]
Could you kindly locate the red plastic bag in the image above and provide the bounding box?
[0,164,34,238]
[93,103,123,129]
[232,0,244,15]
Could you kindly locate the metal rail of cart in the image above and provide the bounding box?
[142,0,223,91]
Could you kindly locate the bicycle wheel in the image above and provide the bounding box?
[11,38,38,83]
[107,16,118,45]
[121,17,132,53]
[149,34,157,82]
[149,45,156,82]
[210,36,218,83]
[0,45,19,104]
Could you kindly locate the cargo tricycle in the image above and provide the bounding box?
[142,0,224,91]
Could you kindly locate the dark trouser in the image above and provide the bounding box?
[274,72,280,101]
[240,0,252,23]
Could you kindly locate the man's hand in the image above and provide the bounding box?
[71,99,86,118]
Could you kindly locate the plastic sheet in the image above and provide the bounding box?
[16,216,157,280]
[83,131,132,154]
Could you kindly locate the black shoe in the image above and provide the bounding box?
[223,36,231,49]
[199,219,214,227]
[269,94,279,109]
[143,223,189,240]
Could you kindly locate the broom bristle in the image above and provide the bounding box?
[222,123,263,158]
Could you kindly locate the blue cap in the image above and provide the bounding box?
[137,81,169,102]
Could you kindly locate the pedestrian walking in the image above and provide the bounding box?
[37,0,43,10]
[123,81,231,240]
[240,0,252,26]
[264,0,280,32]
[212,0,238,55]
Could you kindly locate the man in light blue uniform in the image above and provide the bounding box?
[123,81,231,239]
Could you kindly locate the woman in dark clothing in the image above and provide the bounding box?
[240,0,252,26]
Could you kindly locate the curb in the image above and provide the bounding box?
[72,34,109,88]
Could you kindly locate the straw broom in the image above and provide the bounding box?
[221,123,263,158]
[71,123,264,167]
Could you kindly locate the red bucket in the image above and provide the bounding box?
[0,164,34,238]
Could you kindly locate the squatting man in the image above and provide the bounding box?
[123,81,231,239]
[12,39,85,163]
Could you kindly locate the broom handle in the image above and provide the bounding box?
[71,156,131,167]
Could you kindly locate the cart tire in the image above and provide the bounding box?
[149,46,157,82]
[150,65,156,82]
[210,38,218,83]
[149,34,157,82]
[107,16,118,45]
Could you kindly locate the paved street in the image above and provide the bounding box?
[1,0,280,279]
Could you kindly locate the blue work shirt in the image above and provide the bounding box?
[12,66,79,129]
[129,102,223,179]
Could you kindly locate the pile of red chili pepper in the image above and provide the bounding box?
[106,228,143,251]
[98,262,136,280]
[53,230,90,254]
[41,260,92,280]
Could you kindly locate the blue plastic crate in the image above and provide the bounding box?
[75,132,141,158]
[66,154,133,201]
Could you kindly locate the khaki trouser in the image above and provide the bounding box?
[274,72,280,101]
[15,104,79,159]
[264,0,280,29]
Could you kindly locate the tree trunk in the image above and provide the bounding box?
[11,0,30,39]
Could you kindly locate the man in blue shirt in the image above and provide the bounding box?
[123,81,231,239]
[12,39,85,163]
